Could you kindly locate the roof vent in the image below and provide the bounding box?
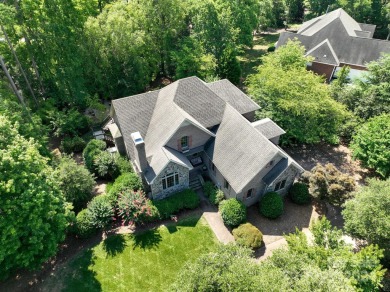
[131,131,144,145]
[323,54,327,58]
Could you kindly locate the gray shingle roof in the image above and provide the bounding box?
[111,91,159,159]
[207,79,260,114]
[277,8,390,67]
[112,77,303,186]
[205,104,281,193]
[262,158,288,185]
[251,118,286,139]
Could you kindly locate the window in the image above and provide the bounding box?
[210,162,216,173]
[246,188,254,199]
[224,179,230,190]
[162,172,179,190]
[274,179,287,191]
[181,136,189,150]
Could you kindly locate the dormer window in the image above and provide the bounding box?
[181,136,189,151]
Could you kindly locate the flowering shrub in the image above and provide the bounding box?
[117,190,152,225]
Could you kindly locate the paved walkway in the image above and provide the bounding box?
[203,212,234,244]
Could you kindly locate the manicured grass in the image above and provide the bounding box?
[44,216,218,292]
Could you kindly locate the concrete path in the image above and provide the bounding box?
[203,211,235,244]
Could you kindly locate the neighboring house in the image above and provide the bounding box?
[276,8,390,82]
[109,77,303,206]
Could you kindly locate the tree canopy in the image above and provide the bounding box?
[343,178,390,264]
[247,40,350,144]
[171,218,385,291]
[0,116,67,279]
[350,114,390,178]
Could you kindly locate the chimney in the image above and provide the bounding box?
[131,132,148,173]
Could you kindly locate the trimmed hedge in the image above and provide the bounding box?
[152,189,200,220]
[75,208,97,238]
[259,192,284,219]
[232,223,263,249]
[289,182,311,205]
[219,198,246,227]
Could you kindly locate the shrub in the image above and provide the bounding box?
[87,195,114,230]
[152,189,200,220]
[75,209,97,238]
[267,45,276,52]
[232,223,263,249]
[60,136,86,153]
[219,198,246,227]
[306,163,356,205]
[211,189,225,205]
[94,151,120,179]
[50,108,90,137]
[53,156,95,212]
[260,192,283,219]
[83,139,106,173]
[115,155,133,174]
[117,190,153,225]
[107,173,143,206]
[289,182,310,205]
[203,181,215,198]
[203,182,225,205]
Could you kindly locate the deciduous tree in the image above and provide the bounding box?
[247,40,349,144]
[0,116,66,279]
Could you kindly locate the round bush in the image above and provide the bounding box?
[267,45,276,52]
[60,136,86,153]
[107,173,143,206]
[219,198,246,227]
[260,192,284,219]
[232,223,263,249]
[289,182,311,205]
[75,209,97,238]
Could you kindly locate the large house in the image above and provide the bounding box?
[109,77,303,206]
[277,8,390,82]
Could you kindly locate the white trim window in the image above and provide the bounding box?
[162,172,179,190]
[274,179,287,191]
[181,136,189,151]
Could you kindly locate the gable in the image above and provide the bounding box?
[165,121,214,152]
[305,39,339,65]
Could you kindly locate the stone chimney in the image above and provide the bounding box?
[131,132,148,173]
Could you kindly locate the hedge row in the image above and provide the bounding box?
[152,189,200,220]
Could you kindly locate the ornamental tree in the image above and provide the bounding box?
[0,116,67,279]
[350,114,390,178]
[117,190,152,225]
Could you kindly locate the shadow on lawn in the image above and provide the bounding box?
[103,235,127,257]
[132,228,162,250]
[60,248,102,292]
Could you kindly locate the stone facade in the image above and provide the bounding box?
[150,161,189,200]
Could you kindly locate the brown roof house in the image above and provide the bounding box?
[277,8,390,82]
[109,77,303,206]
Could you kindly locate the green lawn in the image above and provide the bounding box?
[44,216,218,292]
[239,33,280,87]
